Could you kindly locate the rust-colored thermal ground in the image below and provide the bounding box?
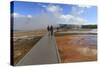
[55,35,97,63]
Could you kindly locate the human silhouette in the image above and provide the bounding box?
[47,25,50,36]
[50,25,53,36]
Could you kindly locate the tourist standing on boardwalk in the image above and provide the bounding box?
[47,25,50,36]
[50,25,53,36]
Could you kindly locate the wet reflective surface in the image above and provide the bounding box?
[55,34,97,63]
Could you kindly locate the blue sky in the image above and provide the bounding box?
[11,1,97,31]
[12,1,72,15]
[11,1,97,25]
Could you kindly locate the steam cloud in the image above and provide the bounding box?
[13,4,92,31]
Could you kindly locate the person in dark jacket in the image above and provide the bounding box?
[47,25,50,36]
[50,25,53,36]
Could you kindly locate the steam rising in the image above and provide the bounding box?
[13,4,92,31]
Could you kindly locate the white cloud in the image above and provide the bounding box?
[40,4,87,25]
[13,12,57,31]
[27,15,32,18]
[41,4,47,8]
[12,13,33,18]
[77,5,92,8]
[71,5,92,16]
[13,13,20,17]
[45,5,63,17]
[59,14,87,25]
[12,12,25,18]
[44,5,87,25]
[38,3,47,8]
[71,6,84,16]
[46,5,62,12]
[13,4,90,31]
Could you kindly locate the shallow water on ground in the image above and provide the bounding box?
[55,34,97,63]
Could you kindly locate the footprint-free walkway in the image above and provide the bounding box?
[16,33,61,66]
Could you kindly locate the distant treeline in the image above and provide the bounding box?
[57,24,97,30]
[82,25,97,29]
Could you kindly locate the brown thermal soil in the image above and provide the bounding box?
[55,34,97,63]
[14,36,42,65]
[14,30,47,37]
